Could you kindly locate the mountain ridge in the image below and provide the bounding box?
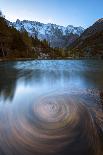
[0,14,61,59]
[67,18,103,58]
[8,19,84,48]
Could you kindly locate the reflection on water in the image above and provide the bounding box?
[0,60,103,155]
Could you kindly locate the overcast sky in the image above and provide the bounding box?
[0,0,103,28]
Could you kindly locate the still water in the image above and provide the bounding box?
[0,60,103,155]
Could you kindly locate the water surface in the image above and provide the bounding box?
[0,60,103,155]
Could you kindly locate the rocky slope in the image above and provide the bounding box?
[9,19,84,48]
[68,18,103,58]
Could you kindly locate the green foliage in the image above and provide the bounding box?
[0,13,63,59]
[0,15,53,59]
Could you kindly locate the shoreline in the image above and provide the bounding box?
[0,57,102,62]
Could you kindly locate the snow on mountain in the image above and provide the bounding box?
[10,19,84,48]
[95,18,103,24]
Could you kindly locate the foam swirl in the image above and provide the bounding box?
[0,92,102,155]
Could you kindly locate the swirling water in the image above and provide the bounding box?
[0,60,103,155]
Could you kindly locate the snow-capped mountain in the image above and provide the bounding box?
[10,19,84,48]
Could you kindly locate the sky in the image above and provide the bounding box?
[0,0,103,28]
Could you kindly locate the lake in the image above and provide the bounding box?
[0,60,103,155]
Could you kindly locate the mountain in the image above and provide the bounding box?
[67,18,103,58]
[0,14,60,59]
[9,19,84,48]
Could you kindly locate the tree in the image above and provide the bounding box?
[0,10,5,18]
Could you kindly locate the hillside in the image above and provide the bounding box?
[0,12,62,59]
[67,18,103,58]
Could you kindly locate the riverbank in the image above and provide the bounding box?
[0,58,37,62]
[0,57,102,62]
